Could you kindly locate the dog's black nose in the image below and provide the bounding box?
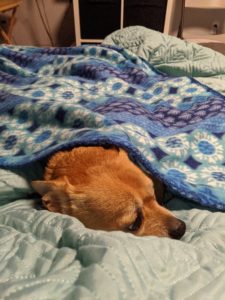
[169,219,186,240]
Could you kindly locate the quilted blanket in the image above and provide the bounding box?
[0,197,225,300]
[0,44,225,210]
[104,26,225,78]
[104,25,225,97]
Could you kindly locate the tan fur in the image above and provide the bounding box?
[32,146,186,238]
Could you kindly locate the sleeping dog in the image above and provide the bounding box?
[32,146,186,239]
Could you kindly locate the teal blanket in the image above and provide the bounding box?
[1,198,225,300]
[1,43,225,210]
[104,26,225,94]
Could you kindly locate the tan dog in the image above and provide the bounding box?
[32,146,186,239]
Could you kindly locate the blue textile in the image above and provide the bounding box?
[0,44,225,209]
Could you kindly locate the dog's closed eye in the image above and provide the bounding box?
[127,208,143,232]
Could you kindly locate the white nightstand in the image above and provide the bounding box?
[73,0,183,46]
[73,0,125,46]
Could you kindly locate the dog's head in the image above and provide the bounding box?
[32,146,185,239]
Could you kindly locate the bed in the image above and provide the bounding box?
[1,26,225,299]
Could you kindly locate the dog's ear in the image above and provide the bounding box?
[32,177,67,195]
[31,177,82,213]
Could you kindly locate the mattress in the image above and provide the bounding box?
[1,27,225,299]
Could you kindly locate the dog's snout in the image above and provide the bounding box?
[168,219,186,240]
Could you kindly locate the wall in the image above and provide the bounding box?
[11,0,74,46]
[183,0,225,38]
[6,0,225,47]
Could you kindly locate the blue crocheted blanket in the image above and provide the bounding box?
[0,44,225,210]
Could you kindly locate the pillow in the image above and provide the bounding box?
[0,162,43,205]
